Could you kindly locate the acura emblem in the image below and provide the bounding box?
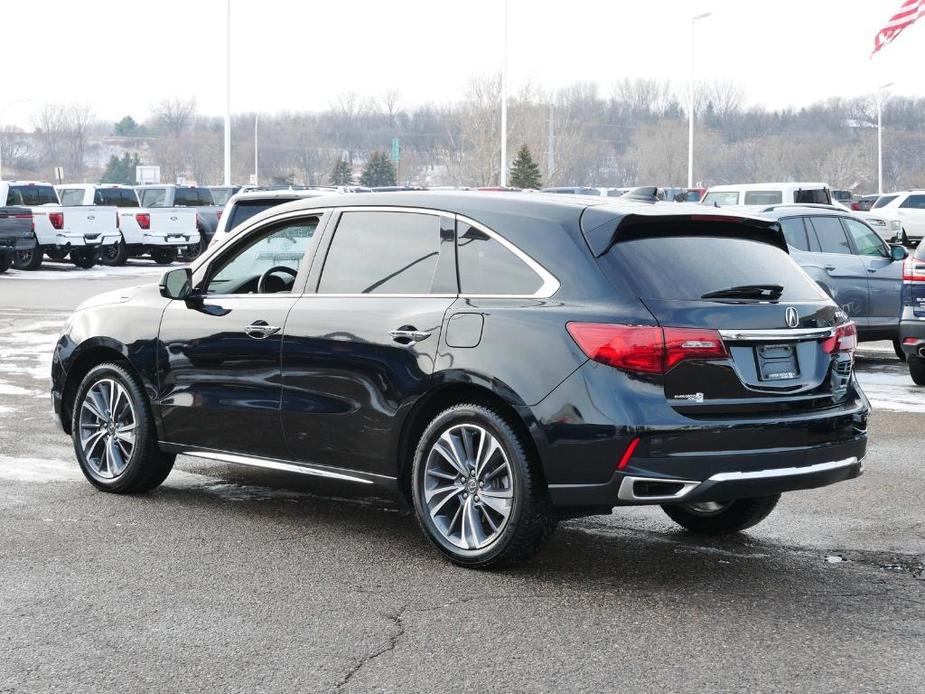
[785,306,800,328]
[87,215,95,220]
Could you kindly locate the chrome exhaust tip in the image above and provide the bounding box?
[617,475,700,502]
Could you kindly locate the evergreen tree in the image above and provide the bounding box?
[360,151,397,187]
[114,116,139,136]
[330,158,353,185]
[100,152,141,185]
[509,144,542,189]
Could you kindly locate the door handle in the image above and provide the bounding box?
[389,328,432,344]
[244,321,280,339]
[823,264,837,272]
[866,267,877,273]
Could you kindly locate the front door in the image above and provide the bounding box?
[803,215,870,324]
[157,214,323,457]
[281,208,457,477]
[842,217,902,331]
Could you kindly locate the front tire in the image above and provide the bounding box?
[71,362,175,493]
[100,239,128,266]
[661,495,780,534]
[909,355,925,386]
[13,247,43,270]
[411,403,556,568]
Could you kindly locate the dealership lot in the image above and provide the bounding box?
[1,265,923,692]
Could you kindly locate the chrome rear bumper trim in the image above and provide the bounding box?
[718,327,835,341]
[706,456,858,483]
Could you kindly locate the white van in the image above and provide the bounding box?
[702,182,832,207]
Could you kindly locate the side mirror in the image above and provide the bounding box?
[890,244,909,262]
[159,267,193,300]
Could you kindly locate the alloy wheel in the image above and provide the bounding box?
[78,379,137,479]
[423,424,513,550]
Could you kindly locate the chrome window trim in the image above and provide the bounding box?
[718,327,835,341]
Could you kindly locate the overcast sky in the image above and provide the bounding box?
[1,0,922,128]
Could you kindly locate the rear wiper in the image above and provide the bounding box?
[701,284,784,300]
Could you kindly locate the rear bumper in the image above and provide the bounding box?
[0,235,35,253]
[900,319,925,357]
[143,231,200,247]
[46,232,121,248]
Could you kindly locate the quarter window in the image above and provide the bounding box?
[780,218,810,251]
[206,218,318,295]
[843,219,887,257]
[457,223,543,295]
[317,211,442,294]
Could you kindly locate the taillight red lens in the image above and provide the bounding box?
[902,257,925,281]
[566,323,728,374]
[822,322,858,354]
[48,212,64,230]
[135,213,150,230]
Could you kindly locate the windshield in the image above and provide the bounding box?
[599,236,826,303]
[701,191,739,206]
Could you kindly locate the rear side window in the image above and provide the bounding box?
[780,217,810,251]
[795,188,830,204]
[600,236,825,302]
[900,194,925,209]
[807,217,851,254]
[318,211,441,294]
[457,223,543,296]
[743,190,782,205]
[9,185,58,206]
[872,195,897,209]
[58,189,85,206]
[140,188,167,207]
[701,191,739,206]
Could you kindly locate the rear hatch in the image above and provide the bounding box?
[593,215,857,417]
[903,244,925,318]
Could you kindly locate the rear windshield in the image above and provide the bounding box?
[226,199,289,231]
[58,188,86,206]
[743,190,783,205]
[174,187,214,206]
[600,236,825,302]
[794,188,831,204]
[701,191,739,206]
[872,195,897,209]
[94,188,138,207]
[210,187,237,205]
[7,185,58,206]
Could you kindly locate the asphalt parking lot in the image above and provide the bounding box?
[1,261,923,693]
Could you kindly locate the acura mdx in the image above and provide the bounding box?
[51,192,870,567]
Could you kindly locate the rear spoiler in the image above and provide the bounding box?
[579,207,789,257]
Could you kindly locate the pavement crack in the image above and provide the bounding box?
[335,602,409,692]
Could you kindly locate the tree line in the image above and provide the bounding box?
[2,77,924,192]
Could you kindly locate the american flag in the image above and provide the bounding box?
[872,0,925,55]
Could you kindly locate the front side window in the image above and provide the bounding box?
[457,223,543,295]
[843,219,887,257]
[317,211,441,294]
[58,189,86,206]
[780,217,810,251]
[206,217,318,295]
[701,191,739,206]
[140,188,167,207]
[743,190,782,205]
[807,216,851,255]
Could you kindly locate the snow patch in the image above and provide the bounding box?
[856,368,925,413]
[0,456,81,482]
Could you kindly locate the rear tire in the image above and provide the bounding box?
[13,247,43,270]
[894,339,907,362]
[909,356,925,386]
[70,248,98,269]
[150,247,176,265]
[100,239,128,266]
[0,253,10,273]
[411,403,556,568]
[71,362,175,493]
[181,238,206,262]
[661,495,780,535]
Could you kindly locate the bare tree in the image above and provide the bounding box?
[152,97,197,137]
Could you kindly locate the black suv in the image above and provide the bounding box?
[51,193,869,567]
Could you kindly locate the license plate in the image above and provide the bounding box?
[756,343,799,381]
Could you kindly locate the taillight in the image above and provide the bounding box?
[566,323,728,374]
[48,212,64,230]
[135,213,150,230]
[822,322,857,355]
[902,257,925,282]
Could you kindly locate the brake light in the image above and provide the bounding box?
[822,322,857,355]
[566,323,728,374]
[902,257,925,282]
[135,213,150,230]
[48,212,64,230]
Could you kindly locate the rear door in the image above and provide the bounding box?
[842,217,902,330]
[802,215,869,324]
[280,208,457,476]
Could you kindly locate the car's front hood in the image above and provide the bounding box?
[74,283,156,312]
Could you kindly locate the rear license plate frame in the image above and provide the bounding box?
[755,342,800,382]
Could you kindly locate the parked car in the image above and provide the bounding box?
[209,189,337,248]
[1,181,120,269]
[135,185,219,258]
[852,194,879,212]
[702,182,833,207]
[900,243,925,384]
[542,187,630,197]
[756,205,908,354]
[865,191,925,246]
[0,206,33,273]
[56,184,199,266]
[831,190,854,206]
[207,186,240,207]
[52,192,868,567]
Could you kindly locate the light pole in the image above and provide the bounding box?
[253,112,259,186]
[0,98,33,181]
[499,0,509,187]
[877,81,894,195]
[688,12,711,190]
[224,0,231,186]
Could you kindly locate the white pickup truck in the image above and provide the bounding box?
[1,181,120,269]
[56,184,199,265]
